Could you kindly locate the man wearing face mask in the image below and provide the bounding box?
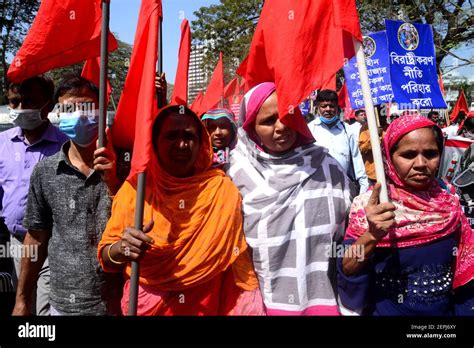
[0,76,68,316]
[308,89,369,195]
[13,75,122,316]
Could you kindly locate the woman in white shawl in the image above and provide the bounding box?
[226,82,353,315]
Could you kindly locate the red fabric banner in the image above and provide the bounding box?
[198,52,224,116]
[8,0,117,83]
[338,82,355,120]
[112,0,162,178]
[170,19,191,105]
[449,89,469,123]
[81,57,112,105]
[190,91,204,115]
[237,0,362,139]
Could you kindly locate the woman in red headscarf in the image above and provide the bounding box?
[338,115,474,315]
[98,105,265,315]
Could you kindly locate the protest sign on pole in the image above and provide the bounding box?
[385,19,447,109]
[353,37,389,203]
[344,31,393,110]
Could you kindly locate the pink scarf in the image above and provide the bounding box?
[345,115,474,288]
[239,82,314,147]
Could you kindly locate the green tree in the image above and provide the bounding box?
[357,0,473,70]
[192,0,473,86]
[0,0,40,103]
[191,0,263,84]
[46,36,133,110]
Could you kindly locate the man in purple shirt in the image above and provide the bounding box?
[0,76,68,315]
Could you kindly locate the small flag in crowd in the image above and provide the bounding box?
[170,19,191,106]
[81,57,112,105]
[199,52,224,116]
[450,89,469,123]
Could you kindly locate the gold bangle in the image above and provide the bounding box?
[108,241,125,265]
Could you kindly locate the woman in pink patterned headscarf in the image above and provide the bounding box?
[338,115,473,316]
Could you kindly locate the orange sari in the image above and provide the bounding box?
[98,106,263,315]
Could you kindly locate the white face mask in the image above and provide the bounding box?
[8,102,48,130]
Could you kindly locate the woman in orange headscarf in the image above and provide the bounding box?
[98,105,264,315]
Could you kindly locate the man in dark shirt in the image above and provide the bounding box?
[13,76,122,315]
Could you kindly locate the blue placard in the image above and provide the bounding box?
[385,19,447,109]
[343,31,393,110]
[299,99,310,115]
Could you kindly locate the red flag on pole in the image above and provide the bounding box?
[338,82,355,120]
[112,0,162,178]
[198,52,224,116]
[170,19,191,105]
[223,77,239,99]
[322,74,337,91]
[224,77,242,119]
[81,57,112,105]
[438,70,446,97]
[237,0,361,138]
[449,89,469,123]
[7,0,117,83]
[239,78,246,94]
[190,91,204,114]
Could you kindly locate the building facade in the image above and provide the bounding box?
[188,44,207,103]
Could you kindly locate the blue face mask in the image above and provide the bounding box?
[320,115,339,125]
[58,110,99,147]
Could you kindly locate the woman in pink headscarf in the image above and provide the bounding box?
[338,115,474,315]
[227,82,354,315]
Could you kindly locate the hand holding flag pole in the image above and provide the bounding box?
[353,37,389,203]
[127,1,162,316]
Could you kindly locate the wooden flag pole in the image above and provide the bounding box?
[98,0,110,147]
[374,106,381,128]
[353,37,389,203]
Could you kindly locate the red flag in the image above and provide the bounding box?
[7,0,117,83]
[239,78,246,94]
[170,19,191,105]
[438,70,446,97]
[112,0,162,177]
[81,57,112,105]
[190,91,204,114]
[223,77,239,99]
[449,89,469,123]
[237,0,361,138]
[322,74,337,91]
[199,52,224,116]
[338,82,355,120]
[223,77,242,119]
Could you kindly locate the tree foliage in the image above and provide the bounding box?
[191,0,263,84]
[192,0,473,84]
[47,36,133,110]
[0,0,40,103]
[356,0,473,69]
